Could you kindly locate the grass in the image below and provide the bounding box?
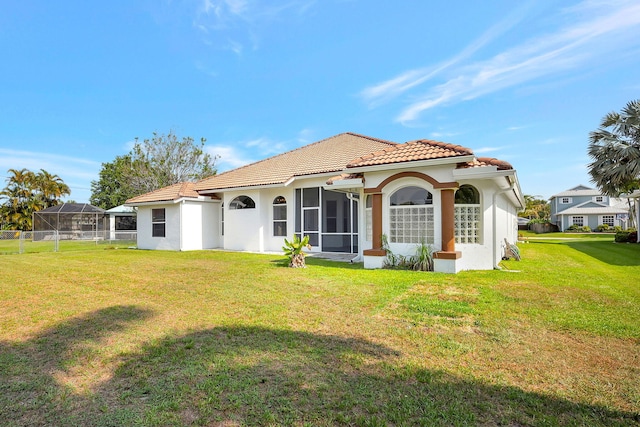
[1,237,639,426]
[0,238,136,254]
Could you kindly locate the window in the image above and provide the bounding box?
[572,216,584,226]
[602,215,614,226]
[115,216,136,231]
[561,197,572,204]
[152,208,165,237]
[594,196,605,203]
[389,186,434,244]
[229,195,255,209]
[454,185,481,244]
[365,195,372,241]
[273,196,287,236]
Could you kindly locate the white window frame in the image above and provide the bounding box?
[601,215,614,226]
[151,208,166,238]
[571,216,584,226]
[594,196,605,203]
[273,196,287,237]
[561,197,572,204]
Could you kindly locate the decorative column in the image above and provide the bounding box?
[364,192,385,256]
[434,188,461,265]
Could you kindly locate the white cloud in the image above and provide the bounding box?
[206,144,254,171]
[473,146,507,154]
[361,0,640,125]
[360,1,533,106]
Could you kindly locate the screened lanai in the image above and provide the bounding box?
[33,203,108,240]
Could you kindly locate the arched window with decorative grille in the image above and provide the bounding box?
[389,186,434,244]
[454,185,481,244]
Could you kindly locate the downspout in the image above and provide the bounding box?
[493,178,517,269]
[179,201,183,251]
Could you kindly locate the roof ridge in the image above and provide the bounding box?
[195,132,399,188]
[412,139,474,155]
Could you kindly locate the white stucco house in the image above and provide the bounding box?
[125,133,524,273]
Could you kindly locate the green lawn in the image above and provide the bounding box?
[1,238,639,426]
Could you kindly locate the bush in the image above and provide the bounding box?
[596,224,609,232]
[613,225,623,232]
[615,229,638,243]
[566,225,591,232]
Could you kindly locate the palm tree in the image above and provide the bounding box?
[587,100,640,197]
[34,169,71,208]
[0,168,71,230]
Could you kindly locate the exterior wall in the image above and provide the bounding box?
[180,201,205,251]
[136,203,181,250]
[260,188,295,252]
[222,189,264,252]
[202,201,220,249]
[455,181,495,271]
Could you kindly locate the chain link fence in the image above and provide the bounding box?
[0,230,137,255]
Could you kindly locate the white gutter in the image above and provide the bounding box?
[493,177,516,269]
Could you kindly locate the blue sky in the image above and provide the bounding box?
[1,0,639,203]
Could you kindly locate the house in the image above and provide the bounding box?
[550,185,630,231]
[125,133,524,273]
[105,205,137,239]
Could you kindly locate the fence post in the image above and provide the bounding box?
[19,230,24,254]
[55,230,59,252]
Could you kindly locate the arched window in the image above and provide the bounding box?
[229,195,255,210]
[389,186,434,244]
[455,185,481,244]
[273,196,287,236]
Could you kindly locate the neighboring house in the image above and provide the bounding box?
[126,132,524,273]
[550,185,630,231]
[105,205,137,239]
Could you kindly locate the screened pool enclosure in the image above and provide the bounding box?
[33,203,108,241]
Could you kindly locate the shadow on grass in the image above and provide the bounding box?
[2,309,638,426]
[564,240,640,266]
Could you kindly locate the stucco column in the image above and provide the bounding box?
[440,188,455,252]
[363,192,385,256]
[434,188,460,261]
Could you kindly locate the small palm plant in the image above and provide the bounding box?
[283,235,311,268]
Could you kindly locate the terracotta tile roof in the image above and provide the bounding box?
[195,133,398,192]
[347,139,473,168]
[457,157,514,171]
[325,173,363,185]
[126,182,203,204]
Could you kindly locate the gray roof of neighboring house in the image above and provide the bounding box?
[557,205,628,215]
[551,185,601,198]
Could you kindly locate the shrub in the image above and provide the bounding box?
[566,225,591,232]
[615,229,637,243]
[613,225,623,232]
[282,235,311,268]
[596,224,609,232]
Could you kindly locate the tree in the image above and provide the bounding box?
[0,168,71,230]
[90,155,135,209]
[520,195,550,220]
[587,100,640,197]
[90,131,218,209]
